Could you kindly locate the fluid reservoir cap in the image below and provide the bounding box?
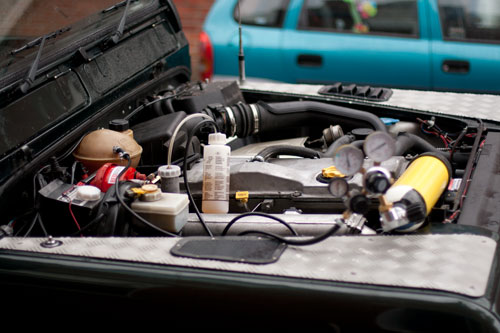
[208,133,226,145]
[142,184,159,192]
[140,189,162,202]
[158,165,181,178]
[76,185,101,201]
[351,128,374,140]
[109,119,130,132]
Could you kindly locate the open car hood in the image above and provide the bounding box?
[1,1,500,331]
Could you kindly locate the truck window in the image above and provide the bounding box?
[438,0,500,43]
[233,0,290,28]
[298,0,419,37]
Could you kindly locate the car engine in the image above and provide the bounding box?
[3,80,483,245]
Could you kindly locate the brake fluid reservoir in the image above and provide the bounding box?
[202,133,230,214]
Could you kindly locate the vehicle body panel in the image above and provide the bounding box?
[2,1,500,331]
[204,0,500,93]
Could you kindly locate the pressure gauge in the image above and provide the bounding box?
[334,145,364,176]
[363,132,396,163]
[328,177,349,198]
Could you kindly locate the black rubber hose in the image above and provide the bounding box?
[257,101,387,133]
[395,132,450,160]
[322,134,355,157]
[352,140,365,150]
[252,145,320,162]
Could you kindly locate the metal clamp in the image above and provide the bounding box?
[224,106,236,137]
[250,104,260,134]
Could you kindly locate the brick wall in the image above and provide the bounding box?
[172,0,215,81]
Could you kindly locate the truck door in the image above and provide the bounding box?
[282,0,431,89]
[430,0,500,94]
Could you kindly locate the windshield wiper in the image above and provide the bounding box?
[10,27,70,56]
[10,27,71,94]
[19,35,46,94]
[102,0,138,13]
[109,0,133,44]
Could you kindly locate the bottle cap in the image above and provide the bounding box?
[208,133,227,145]
[109,119,129,132]
[142,184,159,192]
[140,189,162,202]
[158,165,181,178]
[76,185,101,201]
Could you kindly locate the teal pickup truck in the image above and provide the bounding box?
[202,0,500,93]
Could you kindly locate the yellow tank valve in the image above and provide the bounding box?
[381,153,451,232]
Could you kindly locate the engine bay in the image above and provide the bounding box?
[1,80,486,252]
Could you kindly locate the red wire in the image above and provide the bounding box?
[62,186,82,234]
[444,210,460,223]
[68,199,81,232]
[439,135,449,148]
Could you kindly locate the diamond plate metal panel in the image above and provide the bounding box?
[0,234,495,297]
[240,82,500,122]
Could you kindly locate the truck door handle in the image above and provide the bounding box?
[442,60,470,74]
[297,54,323,67]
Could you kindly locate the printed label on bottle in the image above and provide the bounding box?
[202,150,229,201]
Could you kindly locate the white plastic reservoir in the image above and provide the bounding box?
[131,192,189,232]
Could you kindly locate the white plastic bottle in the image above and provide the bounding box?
[202,133,230,213]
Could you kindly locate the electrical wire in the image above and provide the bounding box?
[37,213,48,237]
[70,213,105,236]
[68,200,81,232]
[22,212,48,238]
[55,132,88,163]
[32,165,50,206]
[183,119,219,237]
[450,127,467,160]
[124,83,193,121]
[114,154,179,237]
[61,186,82,234]
[22,213,39,238]
[70,161,79,184]
[237,222,341,246]
[221,212,299,237]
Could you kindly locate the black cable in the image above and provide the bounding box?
[23,213,39,237]
[37,213,48,237]
[237,223,341,246]
[450,127,467,161]
[70,160,79,184]
[221,212,299,236]
[55,132,88,163]
[114,155,179,237]
[32,165,50,206]
[124,84,193,121]
[183,119,219,237]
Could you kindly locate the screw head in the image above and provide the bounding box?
[40,236,63,248]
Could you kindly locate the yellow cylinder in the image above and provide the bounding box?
[391,155,450,214]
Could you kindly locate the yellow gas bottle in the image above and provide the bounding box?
[383,153,451,232]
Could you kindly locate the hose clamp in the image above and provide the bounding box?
[224,106,236,137]
[250,104,259,134]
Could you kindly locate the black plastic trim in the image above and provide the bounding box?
[318,82,393,102]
